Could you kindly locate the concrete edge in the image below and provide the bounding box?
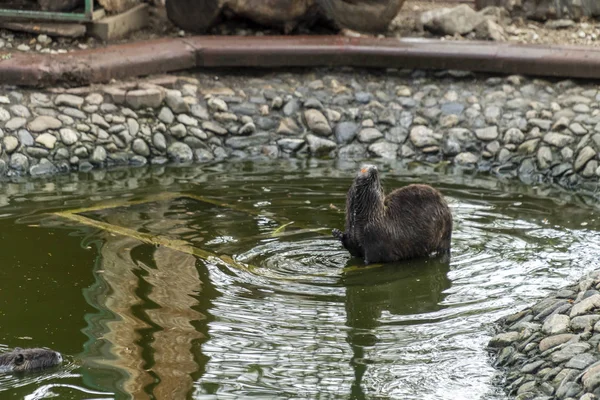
[2,35,600,87]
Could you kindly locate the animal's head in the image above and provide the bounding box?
[352,164,384,202]
[356,164,381,187]
[0,347,63,373]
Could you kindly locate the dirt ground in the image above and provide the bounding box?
[0,0,599,54]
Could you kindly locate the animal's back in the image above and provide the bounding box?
[363,184,452,262]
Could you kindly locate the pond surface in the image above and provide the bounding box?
[0,159,599,400]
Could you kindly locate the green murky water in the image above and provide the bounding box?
[0,159,599,400]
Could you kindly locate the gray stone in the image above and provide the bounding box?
[55,94,84,108]
[9,105,30,118]
[574,104,591,113]
[484,106,502,124]
[277,118,301,135]
[170,124,187,139]
[306,134,337,155]
[488,331,520,348]
[5,118,27,131]
[569,122,587,135]
[304,109,331,136]
[565,353,597,370]
[304,98,324,110]
[152,133,167,152]
[17,130,34,146]
[177,114,198,127]
[132,138,150,157]
[277,138,305,152]
[202,121,228,136]
[85,93,104,105]
[63,107,87,120]
[575,146,596,172]
[368,142,398,159]
[214,112,238,123]
[29,159,57,176]
[183,137,205,149]
[126,88,164,109]
[127,118,139,136]
[334,122,358,144]
[3,136,18,154]
[28,116,61,132]
[475,126,499,141]
[339,143,367,159]
[570,315,600,331]
[191,104,209,120]
[386,127,408,144]
[36,133,57,149]
[74,147,89,158]
[90,146,107,165]
[571,294,600,317]
[0,107,9,122]
[378,109,396,125]
[194,148,214,162]
[355,92,371,104]
[225,133,270,150]
[455,152,479,165]
[239,122,256,136]
[55,148,69,160]
[9,153,28,172]
[529,118,552,131]
[545,19,575,29]
[166,91,190,113]
[401,144,415,158]
[582,364,600,391]
[537,146,553,169]
[207,97,228,112]
[542,313,570,335]
[158,107,174,124]
[504,128,525,144]
[551,343,591,364]
[583,160,598,177]
[410,126,438,147]
[27,149,49,160]
[555,381,582,399]
[167,142,193,163]
[544,132,574,147]
[358,128,383,143]
[283,98,300,116]
[420,4,485,35]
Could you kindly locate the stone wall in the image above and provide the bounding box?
[0,70,598,197]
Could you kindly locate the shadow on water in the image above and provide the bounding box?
[342,259,451,400]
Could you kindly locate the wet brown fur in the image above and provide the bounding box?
[0,348,62,373]
[333,165,452,264]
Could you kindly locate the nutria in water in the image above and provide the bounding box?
[333,165,453,264]
[0,347,63,373]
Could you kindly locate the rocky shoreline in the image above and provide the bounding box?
[489,270,600,400]
[0,68,597,195]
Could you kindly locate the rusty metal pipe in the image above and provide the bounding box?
[2,35,600,87]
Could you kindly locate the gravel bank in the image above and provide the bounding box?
[489,270,600,400]
[0,68,598,196]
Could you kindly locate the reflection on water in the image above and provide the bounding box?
[0,159,599,399]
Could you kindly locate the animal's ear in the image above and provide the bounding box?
[14,354,24,365]
[14,347,22,351]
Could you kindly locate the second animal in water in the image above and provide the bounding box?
[333,165,453,264]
